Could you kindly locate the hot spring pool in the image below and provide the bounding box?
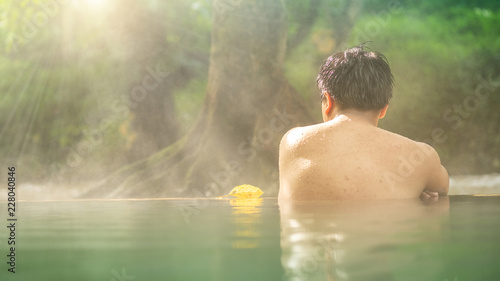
[2,195,500,281]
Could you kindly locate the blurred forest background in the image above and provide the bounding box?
[0,0,499,198]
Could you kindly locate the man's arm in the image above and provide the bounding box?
[278,127,306,202]
[278,131,291,202]
[421,143,449,196]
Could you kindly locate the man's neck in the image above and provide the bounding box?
[327,109,381,127]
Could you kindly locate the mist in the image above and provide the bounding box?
[1,0,499,200]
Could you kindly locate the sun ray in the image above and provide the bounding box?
[0,60,38,149]
[18,45,55,157]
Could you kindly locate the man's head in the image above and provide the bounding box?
[317,45,394,112]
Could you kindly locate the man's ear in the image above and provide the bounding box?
[379,104,389,119]
[324,93,335,116]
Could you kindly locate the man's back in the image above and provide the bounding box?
[278,45,448,201]
[278,115,449,201]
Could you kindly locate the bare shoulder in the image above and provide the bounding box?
[377,127,417,144]
[415,141,440,159]
[280,127,304,150]
[378,128,449,194]
[383,129,437,156]
[280,123,323,151]
[413,141,446,174]
[279,124,324,171]
[385,130,449,189]
[413,141,449,194]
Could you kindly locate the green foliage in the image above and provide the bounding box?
[284,39,321,98]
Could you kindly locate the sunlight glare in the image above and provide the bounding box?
[83,0,108,10]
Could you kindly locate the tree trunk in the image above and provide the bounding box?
[83,0,314,198]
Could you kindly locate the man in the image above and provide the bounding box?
[278,45,449,201]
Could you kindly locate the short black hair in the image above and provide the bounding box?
[316,44,393,111]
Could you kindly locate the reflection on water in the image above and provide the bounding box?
[7,199,284,281]
[230,198,263,249]
[279,198,450,281]
[4,196,500,280]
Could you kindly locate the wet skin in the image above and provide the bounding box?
[278,94,449,202]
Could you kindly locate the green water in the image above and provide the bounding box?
[1,196,500,281]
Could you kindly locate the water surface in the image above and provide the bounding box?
[1,196,500,281]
